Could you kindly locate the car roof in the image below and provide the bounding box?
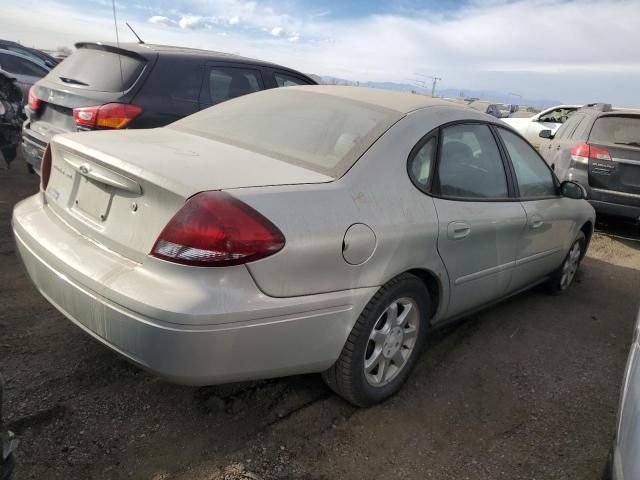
[76,42,302,71]
[288,85,456,114]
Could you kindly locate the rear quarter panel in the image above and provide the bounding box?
[234,106,501,312]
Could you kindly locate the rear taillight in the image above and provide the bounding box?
[570,143,611,164]
[28,86,41,111]
[73,103,142,129]
[40,144,52,191]
[151,191,285,267]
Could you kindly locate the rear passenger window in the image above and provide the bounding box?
[555,114,583,140]
[498,128,557,198]
[435,124,508,199]
[408,136,436,188]
[171,66,203,103]
[274,72,311,87]
[207,67,262,105]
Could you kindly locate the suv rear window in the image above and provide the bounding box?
[171,89,402,178]
[589,116,640,146]
[46,48,145,92]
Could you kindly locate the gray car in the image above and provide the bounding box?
[12,86,595,406]
[0,50,50,104]
[607,309,640,480]
[539,103,640,221]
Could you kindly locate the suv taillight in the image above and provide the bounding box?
[570,143,611,164]
[28,86,41,111]
[151,191,285,267]
[40,144,52,191]
[73,103,143,129]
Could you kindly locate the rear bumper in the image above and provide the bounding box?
[12,194,376,385]
[21,126,47,174]
[585,186,640,220]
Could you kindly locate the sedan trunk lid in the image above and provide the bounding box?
[44,128,332,262]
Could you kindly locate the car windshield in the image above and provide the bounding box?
[170,89,403,178]
[589,115,640,146]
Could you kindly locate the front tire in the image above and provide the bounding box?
[546,231,586,294]
[322,273,430,407]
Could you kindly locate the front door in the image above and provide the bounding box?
[431,123,526,318]
[495,127,577,289]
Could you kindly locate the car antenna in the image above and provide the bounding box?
[126,22,145,44]
[111,0,125,93]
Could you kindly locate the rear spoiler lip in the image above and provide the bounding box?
[74,42,148,61]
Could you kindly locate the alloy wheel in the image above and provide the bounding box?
[560,241,582,290]
[364,297,420,387]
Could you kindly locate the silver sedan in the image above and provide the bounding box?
[12,86,595,406]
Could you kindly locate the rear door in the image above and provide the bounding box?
[198,64,264,108]
[495,127,576,289]
[586,115,640,197]
[431,123,526,317]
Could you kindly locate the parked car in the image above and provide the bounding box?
[0,50,50,104]
[467,100,511,118]
[539,103,640,221]
[502,104,581,149]
[605,309,640,480]
[0,69,24,167]
[12,86,595,407]
[0,374,17,480]
[22,42,316,174]
[0,39,59,69]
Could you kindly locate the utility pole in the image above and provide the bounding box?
[415,73,442,97]
[430,76,442,97]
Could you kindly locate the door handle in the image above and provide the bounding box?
[529,215,544,229]
[447,221,471,239]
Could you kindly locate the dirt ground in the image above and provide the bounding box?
[1,156,639,480]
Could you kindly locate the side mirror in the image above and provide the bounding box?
[561,181,587,200]
[539,129,553,139]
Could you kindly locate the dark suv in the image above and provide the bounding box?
[540,103,640,221]
[22,42,316,173]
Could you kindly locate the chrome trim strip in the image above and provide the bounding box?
[592,188,640,199]
[612,156,640,166]
[64,154,142,195]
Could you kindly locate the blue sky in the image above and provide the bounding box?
[3,0,640,106]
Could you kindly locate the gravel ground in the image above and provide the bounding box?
[1,157,639,480]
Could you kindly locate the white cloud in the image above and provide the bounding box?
[178,15,209,30]
[271,27,284,37]
[229,16,240,25]
[148,15,177,28]
[288,32,300,42]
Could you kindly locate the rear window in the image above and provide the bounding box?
[46,48,145,92]
[589,116,640,146]
[170,89,403,178]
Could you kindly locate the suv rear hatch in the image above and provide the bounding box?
[24,43,156,165]
[43,128,332,263]
[587,115,640,197]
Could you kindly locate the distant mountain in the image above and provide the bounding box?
[318,76,561,110]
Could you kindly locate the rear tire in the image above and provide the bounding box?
[546,231,586,294]
[322,273,430,407]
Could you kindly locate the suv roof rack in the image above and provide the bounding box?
[583,103,612,112]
